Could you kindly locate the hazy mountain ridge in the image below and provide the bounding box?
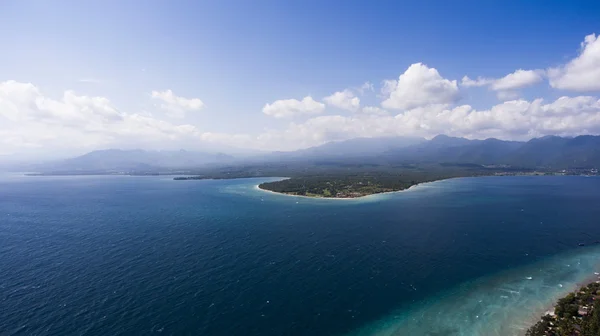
[23,135,600,174]
[385,135,600,168]
[36,149,235,172]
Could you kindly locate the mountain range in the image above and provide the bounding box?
[33,149,235,173]
[260,134,600,169]
[18,135,600,173]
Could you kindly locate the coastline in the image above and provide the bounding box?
[522,271,600,333]
[254,183,361,201]
[253,175,598,200]
[254,179,440,200]
[350,245,600,336]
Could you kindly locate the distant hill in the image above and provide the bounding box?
[32,135,600,174]
[385,135,524,164]
[264,136,426,161]
[37,149,235,173]
[507,135,600,168]
[383,135,600,169]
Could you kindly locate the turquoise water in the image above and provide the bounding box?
[1,174,600,335]
[351,246,600,336]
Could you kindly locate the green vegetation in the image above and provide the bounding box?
[257,171,467,198]
[526,281,600,336]
[174,162,503,198]
[172,159,597,198]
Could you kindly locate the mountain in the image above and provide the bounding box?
[266,136,426,161]
[508,135,600,168]
[382,135,600,169]
[32,135,600,174]
[37,149,235,173]
[251,134,600,169]
[383,136,524,164]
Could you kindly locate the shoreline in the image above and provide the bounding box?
[254,179,442,200]
[254,174,597,200]
[352,245,600,336]
[522,272,600,335]
[519,272,600,336]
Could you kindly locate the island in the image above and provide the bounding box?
[526,281,600,335]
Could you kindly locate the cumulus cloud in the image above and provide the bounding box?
[380,79,398,96]
[262,96,325,118]
[381,63,460,110]
[357,81,374,94]
[323,90,360,111]
[0,81,199,155]
[492,70,544,90]
[462,70,544,91]
[361,106,389,115]
[202,95,600,151]
[151,89,205,118]
[5,78,600,154]
[461,76,493,88]
[462,69,544,100]
[548,34,600,91]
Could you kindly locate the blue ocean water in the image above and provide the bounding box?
[2,175,600,336]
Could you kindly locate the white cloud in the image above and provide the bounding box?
[491,69,544,91]
[461,76,492,88]
[462,69,544,101]
[324,89,360,111]
[0,81,200,156]
[4,79,600,155]
[151,89,205,118]
[462,69,544,91]
[548,34,600,91]
[209,95,600,151]
[357,81,374,94]
[381,63,460,110]
[380,79,398,96]
[9,79,600,155]
[262,96,325,118]
[361,106,389,115]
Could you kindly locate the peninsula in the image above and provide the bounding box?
[255,174,451,198]
[172,161,501,198]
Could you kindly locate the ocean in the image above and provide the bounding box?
[2,174,600,336]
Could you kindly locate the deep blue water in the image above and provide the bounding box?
[2,175,600,336]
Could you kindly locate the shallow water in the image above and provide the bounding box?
[350,246,600,336]
[1,174,600,335]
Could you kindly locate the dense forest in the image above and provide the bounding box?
[256,169,487,198]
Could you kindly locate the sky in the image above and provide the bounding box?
[1,0,600,159]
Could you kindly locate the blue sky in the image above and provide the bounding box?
[1,0,600,158]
